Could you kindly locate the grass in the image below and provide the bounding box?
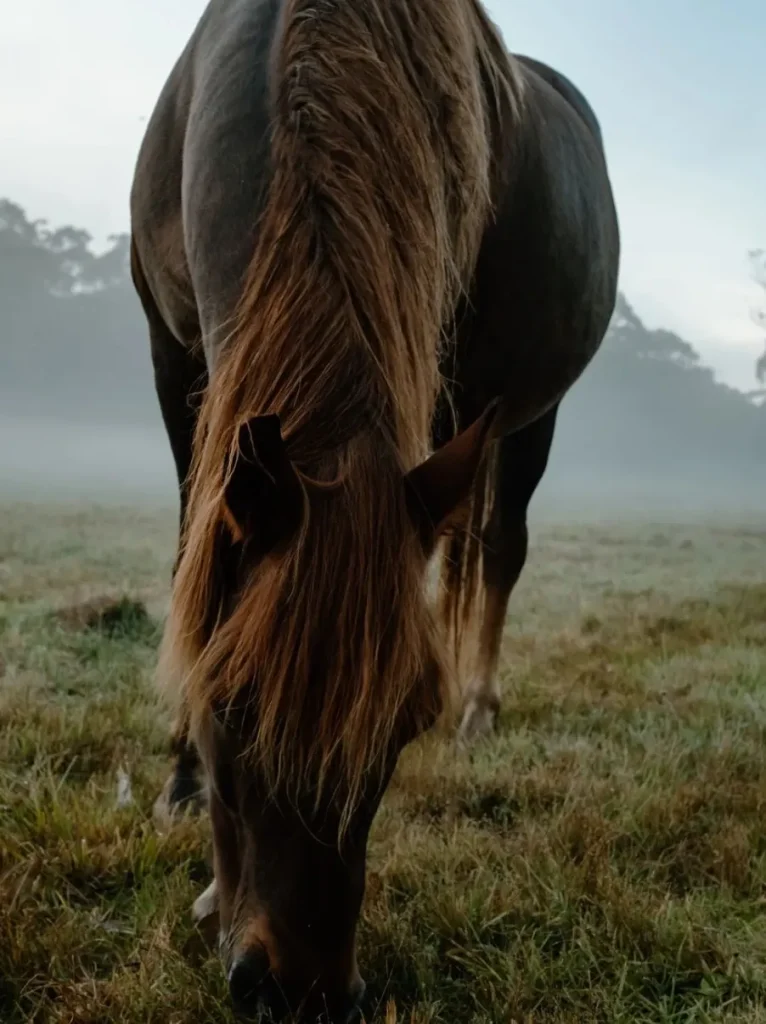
[1,503,766,1023]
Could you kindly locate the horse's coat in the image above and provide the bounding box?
[130,1,619,1017]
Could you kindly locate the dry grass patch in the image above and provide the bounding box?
[1,505,765,1022]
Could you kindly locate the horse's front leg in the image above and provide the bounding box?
[153,715,208,825]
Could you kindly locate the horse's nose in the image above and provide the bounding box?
[341,975,366,1022]
[313,974,366,1024]
[259,974,365,1023]
[229,950,365,1023]
[227,948,269,1016]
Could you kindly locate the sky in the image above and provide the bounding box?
[1,0,764,391]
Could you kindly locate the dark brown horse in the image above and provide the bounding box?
[130,0,619,1019]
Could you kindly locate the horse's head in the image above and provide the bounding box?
[197,708,388,1023]
[183,407,497,1022]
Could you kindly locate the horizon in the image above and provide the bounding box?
[2,0,764,390]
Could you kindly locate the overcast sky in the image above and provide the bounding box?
[2,0,764,390]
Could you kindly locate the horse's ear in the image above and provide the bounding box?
[224,414,305,553]
[405,401,500,551]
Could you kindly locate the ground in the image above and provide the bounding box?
[1,503,765,1023]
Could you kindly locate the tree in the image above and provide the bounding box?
[608,293,706,372]
[0,199,149,426]
[0,199,130,300]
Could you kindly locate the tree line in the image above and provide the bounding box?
[1,199,764,501]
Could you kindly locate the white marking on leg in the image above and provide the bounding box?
[458,674,500,743]
[192,879,219,923]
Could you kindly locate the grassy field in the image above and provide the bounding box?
[1,503,766,1023]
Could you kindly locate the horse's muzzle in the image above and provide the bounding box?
[228,951,365,1023]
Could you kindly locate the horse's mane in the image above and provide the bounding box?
[159,0,522,826]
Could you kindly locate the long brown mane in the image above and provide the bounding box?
[159,0,521,823]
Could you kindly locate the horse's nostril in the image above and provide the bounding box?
[228,956,364,1024]
[258,971,291,1019]
[227,949,269,1015]
[342,983,365,1023]
[344,975,366,1022]
[313,976,366,1024]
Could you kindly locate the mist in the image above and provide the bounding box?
[1,199,765,519]
[0,416,174,505]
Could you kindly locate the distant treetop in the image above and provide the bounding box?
[0,199,130,299]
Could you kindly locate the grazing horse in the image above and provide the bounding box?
[130,0,619,1019]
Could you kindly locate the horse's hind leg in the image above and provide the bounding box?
[459,404,559,742]
[130,242,208,824]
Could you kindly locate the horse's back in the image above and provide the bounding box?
[131,1,619,425]
[513,54,604,145]
[452,52,620,432]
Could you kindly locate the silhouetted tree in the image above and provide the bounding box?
[548,288,766,493]
[0,200,150,426]
[0,200,130,298]
[610,294,702,370]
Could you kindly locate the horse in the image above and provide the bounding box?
[130,0,619,1019]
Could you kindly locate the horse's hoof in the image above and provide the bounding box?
[457,695,499,744]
